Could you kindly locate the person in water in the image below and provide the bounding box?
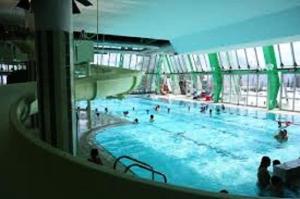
[167,108,170,113]
[267,175,284,197]
[221,104,225,111]
[272,159,281,173]
[278,121,292,129]
[216,107,220,114]
[274,129,288,143]
[257,156,271,188]
[150,114,154,122]
[209,109,212,116]
[123,111,129,117]
[146,109,150,114]
[154,105,160,112]
[104,107,108,114]
[88,148,103,165]
[95,108,100,118]
[133,118,139,124]
[273,160,281,167]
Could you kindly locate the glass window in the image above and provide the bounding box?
[135,56,144,71]
[236,49,247,69]
[219,52,230,70]
[228,50,238,69]
[239,75,248,106]
[199,54,208,71]
[255,47,266,69]
[148,55,158,73]
[274,44,283,67]
[170,56,179,73]
[188,55,197,72]
[257,74,267,107]
[222,75,231,103]
[292,41,300,66]
[279,43,293,66]
[101,53,109,66]
[108,53,117,67]
[166,56,173,73]
[182,55,192,72]
[192,55,202,72]
[204,54,211,71]
[177,56,184,72]
[123,54,131,68]
[280,73,295,110]
[245,48,258,69]
[142,56,150,72]
[248,74,258,106]
[161,58,170,73]
[129,54,137,69]
[175,56,183,73]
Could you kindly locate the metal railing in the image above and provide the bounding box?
[113,155,167,183]
[124,163,167,183]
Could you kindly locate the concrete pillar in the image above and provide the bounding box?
[32,0,76,155]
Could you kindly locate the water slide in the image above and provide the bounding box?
[75,66,143,100]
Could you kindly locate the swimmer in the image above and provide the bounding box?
[216,108,220,114]
[272,160,281,173]
[277,121,292,129]
[150,114,154,122]
[200,106,205,113]
[132,107,135,111]
[221,104,225,111]
[123,111,129,117]
[104,107,108,113]
[209,109,212,116]
[95,108,100,118]
[188,106,191,112]
[133,118,139,124]
[146,109,150,114]
[167,108,170,113]
[274,129,288,143]
[257,156,271,188]
[154,105,160,112]
[273,159,281,167]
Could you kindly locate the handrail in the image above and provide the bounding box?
[124,163,167,183]
[113,155,154,180]
[113,155,153,170]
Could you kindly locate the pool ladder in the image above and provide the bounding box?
[113,155,167,183]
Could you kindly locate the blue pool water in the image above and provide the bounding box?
[86,97,300,197]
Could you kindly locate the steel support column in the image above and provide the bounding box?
[263,46,280,110]
[208,53,223,102]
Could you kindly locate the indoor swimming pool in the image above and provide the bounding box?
[88,96,300,197]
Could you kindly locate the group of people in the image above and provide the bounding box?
[257,156,285,197]
[199,104,225,117]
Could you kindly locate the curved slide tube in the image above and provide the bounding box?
[75,66,143,101]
